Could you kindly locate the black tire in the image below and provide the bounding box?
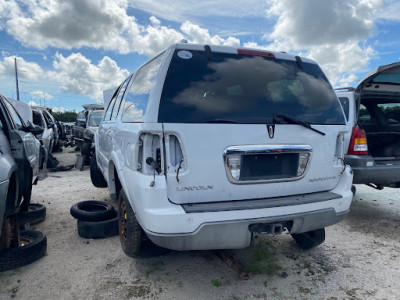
[0,230,47,272]
[351,185,356,195]
[90,153,107,188]
[81,142,90,156]
[18,204,46,226]
[70,200,116,221]
[118,189,144,257]
[291,228,326,250]
[77,217,118,239]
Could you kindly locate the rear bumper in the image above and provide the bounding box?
[145,208,349,250]
[345,155,400,185]
[123,166,353,250]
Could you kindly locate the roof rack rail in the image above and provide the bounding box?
[334,87,355,91]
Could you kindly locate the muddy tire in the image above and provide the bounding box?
[18,203,46,226]
[77,217,119,239]
[291,228,325,250]
[90,153,107,188]
[0,230,47,272]
[118,189,144,257]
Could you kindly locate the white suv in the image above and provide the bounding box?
[336,62,400,190]
[91,43,353,256]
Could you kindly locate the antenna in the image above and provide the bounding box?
[15,58,20,101]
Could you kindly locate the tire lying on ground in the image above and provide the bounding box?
[70,200,116,222]
[77,216,118,239]
[18,203,46,227]
[0,230,47,272]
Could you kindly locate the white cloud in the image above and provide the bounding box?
[181,22,240,46]
[0,56,45,80]
[31,90,53,101]
[129,0,268,23]
[28,100,39,106]
[265,0,382,47]
[3,0,242,57]
[49,52,130,101]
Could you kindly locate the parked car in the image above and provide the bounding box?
[335,62,400,190]
[73,104,104,157]
[92,43,353,256]
[0,94,41,244]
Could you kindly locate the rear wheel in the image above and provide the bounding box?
[291,228,325,250]
[90,153,107,188]
[118,189,144,257]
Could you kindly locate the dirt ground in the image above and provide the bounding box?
[0,148,399,300]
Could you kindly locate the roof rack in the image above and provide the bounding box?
[334,87,355,91]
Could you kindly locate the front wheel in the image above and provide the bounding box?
[118,189,145,257]
[291,228,325,250]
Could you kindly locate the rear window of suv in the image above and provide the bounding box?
[158,50,345,125]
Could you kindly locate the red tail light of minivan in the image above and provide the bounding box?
[348,126,368,155]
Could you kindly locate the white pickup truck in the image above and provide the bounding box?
[91,43,353,256]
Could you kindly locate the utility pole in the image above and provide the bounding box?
[14,58,20,101]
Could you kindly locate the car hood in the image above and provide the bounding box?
[356,62,400,99]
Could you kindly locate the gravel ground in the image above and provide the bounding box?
[0,148,399,300]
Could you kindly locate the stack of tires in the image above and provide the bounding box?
[70,200,118,239]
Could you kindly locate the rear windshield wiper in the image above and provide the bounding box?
[273,113,325,136]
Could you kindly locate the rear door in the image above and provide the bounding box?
[159,49,347,204]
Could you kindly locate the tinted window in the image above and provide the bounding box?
[121,53,164,122]
[104,97,117,121]
[4,99,24,130]
[33,111,44,127]
[111,77,131,121]
[88,111,104,126]
[338,97,350,120]
[159,50,345,125]
[42,110,53,126]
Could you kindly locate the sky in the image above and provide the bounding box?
[0,0,400,112]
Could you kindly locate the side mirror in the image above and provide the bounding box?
[47,123,55,129]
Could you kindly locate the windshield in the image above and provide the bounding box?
[88,111,104,126]
[158,50,345,125]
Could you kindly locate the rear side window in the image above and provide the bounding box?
[338,97,350,120]
[111,77,131,121]
[159,50,345,125]
[121,53,164,123]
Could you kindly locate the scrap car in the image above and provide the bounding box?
[91,43,353,257]
[336,62,400,190]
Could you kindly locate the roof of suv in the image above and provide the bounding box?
[168,43,316,64]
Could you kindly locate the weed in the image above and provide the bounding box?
[246,240,281,275]
[211,279,222,287]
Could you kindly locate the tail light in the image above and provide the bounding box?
[348,126,368,155]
